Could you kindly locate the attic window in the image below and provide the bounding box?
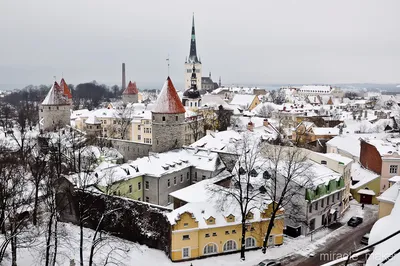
[239,167,246,175]
[321,160,327,165]
[263,171,271,179]
[259,185,267,194]
[250,169,258,177]
[162,165,169,170]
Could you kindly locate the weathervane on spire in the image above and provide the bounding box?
[166,54,170,76]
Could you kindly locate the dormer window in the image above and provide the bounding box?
[246,212,254,220]
[263,171,271,179]
[250,169,258,177]
[239,167,246,175]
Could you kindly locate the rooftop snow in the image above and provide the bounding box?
[312,127,340,136]
[326,135,361,158]
[229,94,256,107]
[153,77,186,114]
[357,189,376,196]
[377,182,400,204]
[190,130,241,151]
[389,176,400,183]
[350,162,379,189]
[317,153,353,165]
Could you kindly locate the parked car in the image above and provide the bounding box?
[257,260,282,266]
[360,233,370,245]
[347,216,363,227]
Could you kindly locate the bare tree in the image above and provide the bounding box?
[210,133,268,261]
[187,113,204,143]
[261,145,313,253]
[107,104,134,140]
[256,104,274,118]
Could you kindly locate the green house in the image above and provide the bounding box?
[305,177,345,202]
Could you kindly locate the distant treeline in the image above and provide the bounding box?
[1,82,124,110]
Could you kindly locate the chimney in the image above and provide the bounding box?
[263,119,269,127]
[247,121,254,131]
[122,63,126,91]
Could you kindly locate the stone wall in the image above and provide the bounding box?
[58,189,172,254]
[152,113,185,153]
[122,94,138,104]
[111,139,152,161]
[39,104,71,132]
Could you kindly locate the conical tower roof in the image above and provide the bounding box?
[60,78,72,99]
[123,81,139,95]
[153,77,185,114]
[42,81,69,106]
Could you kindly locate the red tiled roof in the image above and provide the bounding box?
[42,81,69,105]
[123,81,139,95]
[60,78,72,99]
[153,77,186,114]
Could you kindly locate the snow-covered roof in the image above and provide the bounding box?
[85,115,101,125]
[389,176,400,183]
[363,138,400,156]
[357,189,376,196]
[312,127,339,136]
[306,160,342,187]
[71,109,90,120]
[42,81,69,106]
[153,77,185,114]
[229,94,256,107]
[127,148,222,178]
[169,170,232,203]
[350,162,379,189]
[190,130,241,151]
[317,153,353,165]
[377,182,400,204]
[298,85,332,93]
[366,192,400,266]
[201,94,232,110]
[326,135,361,158]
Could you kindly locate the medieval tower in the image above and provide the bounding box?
[39,80,71,132]
[182,64,201,110]
[184,14,202,90]
[152,77,186,153]
[122,81,139,104]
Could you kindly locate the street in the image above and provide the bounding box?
[281,203,377,266]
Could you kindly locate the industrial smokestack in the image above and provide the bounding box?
[122,63,126,91]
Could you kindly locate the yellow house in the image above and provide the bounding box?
[377,181,400,218]
[350,162,380,205]
[167,201,284,261]
[229,95,260,111]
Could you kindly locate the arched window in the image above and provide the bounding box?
[203,243,218,255]
[245,237,256,248]
[223,240,237,252]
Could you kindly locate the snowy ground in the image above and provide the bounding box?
[5,201,377,266]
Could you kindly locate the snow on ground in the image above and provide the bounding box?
[7,201,377,266]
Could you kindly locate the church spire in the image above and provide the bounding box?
[188,13,199,63]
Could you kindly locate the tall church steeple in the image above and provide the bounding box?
[188,13,199,63]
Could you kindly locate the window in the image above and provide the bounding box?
[182,235,190,240]
[327,196,330,205]
[138,125,141,130]
[194,172,197,181]
[390,165,398,174]
[321,160,327,165]
[138,135,141,140]
[205,233,210,238]
[212,232,217,236]
[223,240,237,252]
[314,202,318,211]
[232,230,236,234]
[129,185,132,193]
[321,198,324,208]
[332,195,334,202]
[309,204,312,213]
[162,116,165,121]
[145,197,149,202]
[337,192,340,200]
[180,175,183,183]
[145,181,149,190]
[182,247,190,258]
[187,172,189,180]
[174,176,177,185]
[176,116,178,121]
[138,182,142,190]
[245,237,256,248]
[225,231,229,235]
[183,223,188,227]
[203,243,217,255]
[138,197,141,201]
[167,179,170,187]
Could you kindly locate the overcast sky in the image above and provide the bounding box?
[0,0,399,89]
